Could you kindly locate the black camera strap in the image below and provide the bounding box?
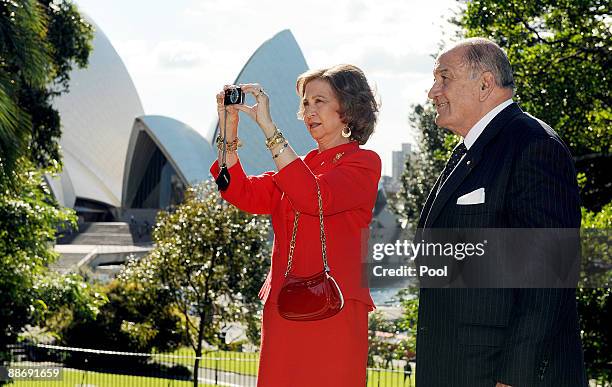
[215,107,231,191]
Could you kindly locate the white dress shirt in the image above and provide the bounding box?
[436,99,514,195]
[463,99,513,150]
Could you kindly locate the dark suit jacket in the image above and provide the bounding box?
[415,103,587,386]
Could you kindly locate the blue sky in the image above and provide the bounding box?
[74,0,460,175]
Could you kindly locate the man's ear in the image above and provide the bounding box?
[479,71,495,101]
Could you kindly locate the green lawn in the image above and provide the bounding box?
[11,368,216,387]
[367,367,415,387]
[158,347,416,386]
[9,368,414,387]
[157,347,259,376]
[8,351,415,386]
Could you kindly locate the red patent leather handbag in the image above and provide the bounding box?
[277,180,344,321]
[277,269,344,321]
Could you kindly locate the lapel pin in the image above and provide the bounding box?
[333,152,345,163]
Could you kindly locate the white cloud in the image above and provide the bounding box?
[154,40,208,69]
[358,48,435,77]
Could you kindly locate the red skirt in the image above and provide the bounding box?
[257,300,370,387]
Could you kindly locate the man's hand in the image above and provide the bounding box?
[496,383,512,387]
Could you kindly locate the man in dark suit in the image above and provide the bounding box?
[415,38,587,386]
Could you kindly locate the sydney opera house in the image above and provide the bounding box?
[49,20,400,289]
[47,21,315,224]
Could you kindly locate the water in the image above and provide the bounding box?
[370,288,403,306]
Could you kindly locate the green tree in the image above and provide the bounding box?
[19,272,107,345]
[120,181,270,387]
[0,0,92,184]
[0,164,76,358]
[0,0,93,364]
[57,277,185,366]
[367,289,419,379]
[0,0,49,185]
[368,311,401,368]
[454,0,611,210]
[396,288,419,359]
[578,204,612,383]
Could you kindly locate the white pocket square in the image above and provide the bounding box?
[456,188,485,205]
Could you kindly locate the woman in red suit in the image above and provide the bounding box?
[210,64,381,387]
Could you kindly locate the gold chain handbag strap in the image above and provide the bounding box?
[284,179,329,277]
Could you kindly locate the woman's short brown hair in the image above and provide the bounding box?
[296,64,378,145]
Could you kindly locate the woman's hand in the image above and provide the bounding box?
[234,83,276,137]
[216,86,240,139]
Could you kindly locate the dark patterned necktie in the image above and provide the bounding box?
[436,142,467,195]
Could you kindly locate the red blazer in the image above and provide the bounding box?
[210,141,381,309]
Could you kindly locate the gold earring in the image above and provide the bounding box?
[341,125,352,138]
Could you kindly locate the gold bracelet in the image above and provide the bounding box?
[216,135,242,152]
[265,127,280,144]
[217,139,240,152]
[272,142,289,159]
[268,135,285,150]
[265,128,285,149]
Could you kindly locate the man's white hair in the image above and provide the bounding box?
[450,37,515,91]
